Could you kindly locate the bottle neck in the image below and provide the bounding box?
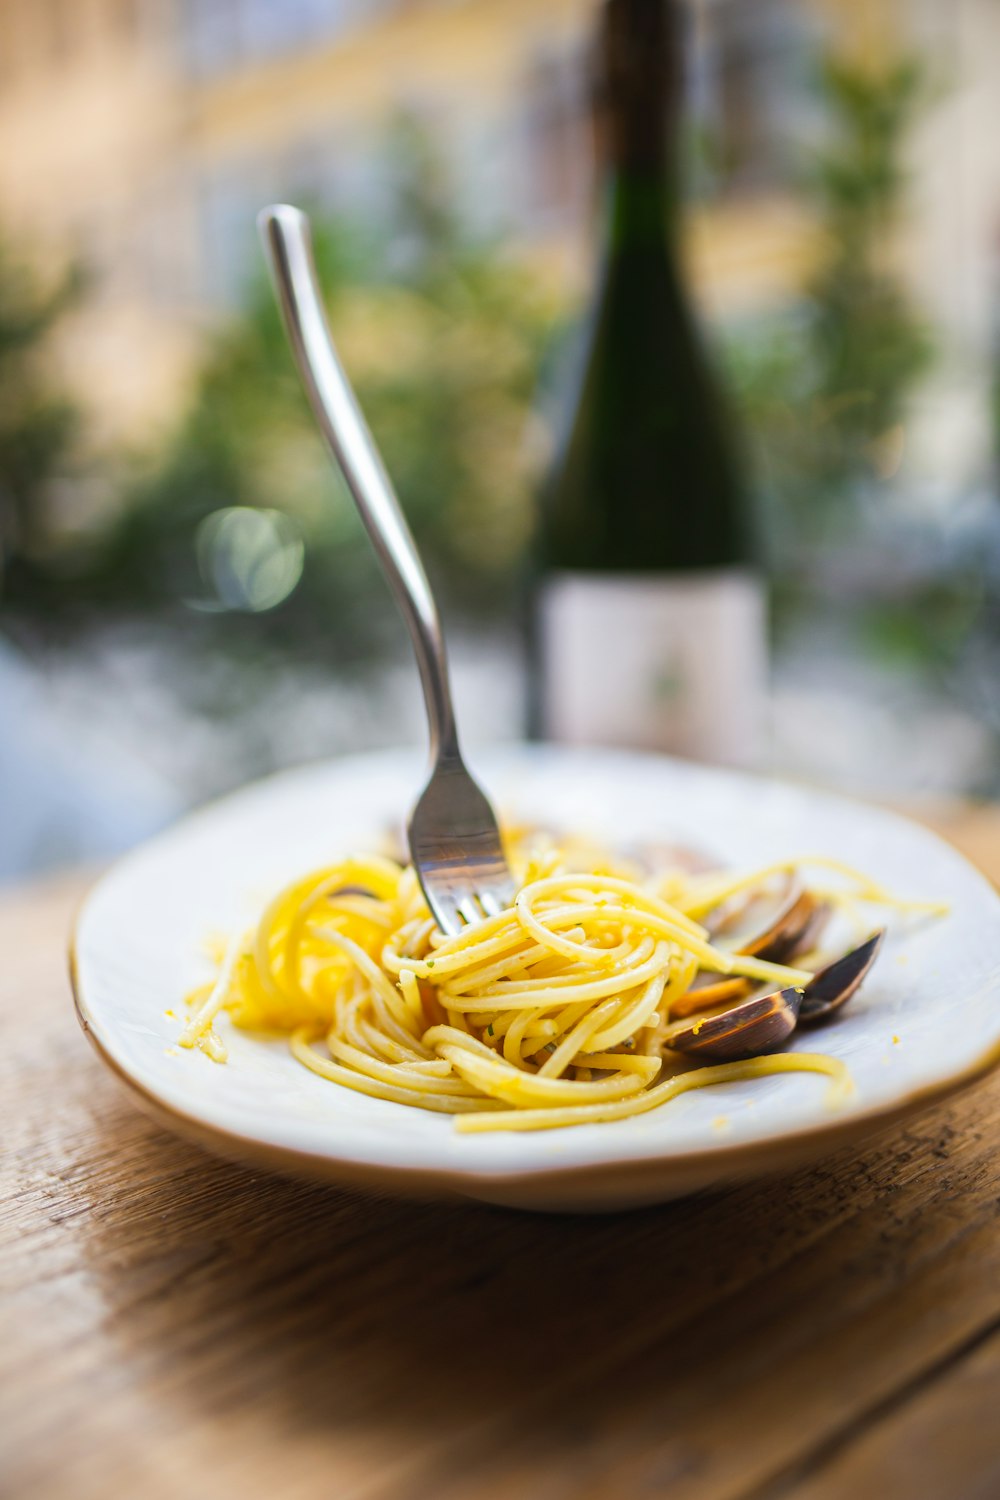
[605,166,678,252]
[595,0,683,254]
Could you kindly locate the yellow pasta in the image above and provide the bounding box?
[177,838,917,1131]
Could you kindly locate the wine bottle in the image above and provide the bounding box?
[535,0,766,765]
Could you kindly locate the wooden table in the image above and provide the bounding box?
[4,804,1000,1500]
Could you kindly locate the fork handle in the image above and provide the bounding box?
[258,203,460,762]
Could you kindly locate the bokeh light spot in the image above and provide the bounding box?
[196,507,304,613]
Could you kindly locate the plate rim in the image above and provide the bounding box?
[68,746,1000,1198]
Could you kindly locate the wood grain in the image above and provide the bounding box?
[2,808,1000,1500]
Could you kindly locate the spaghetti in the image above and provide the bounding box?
[179,839,941,1132]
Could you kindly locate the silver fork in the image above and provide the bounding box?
[258,203,517,936]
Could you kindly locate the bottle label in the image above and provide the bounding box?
[539,570,767,766]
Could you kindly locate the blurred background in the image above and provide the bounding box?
[2,0,1000,880]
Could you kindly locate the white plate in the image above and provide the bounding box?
[72,746,1000,1211]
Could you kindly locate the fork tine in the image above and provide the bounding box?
[407,757,518,936]
[478,891,504,919]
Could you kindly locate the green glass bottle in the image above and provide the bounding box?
[535,0,765,764]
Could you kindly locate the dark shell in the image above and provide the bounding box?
[667,986,803,1063]
[666,930,886,1063]
[672,882,831,1021]
[797,929,885,1025]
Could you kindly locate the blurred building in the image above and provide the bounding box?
[1,0,999,477]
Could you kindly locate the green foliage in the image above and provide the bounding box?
[728,55,935,549]
[805,59,935,491]
[73,128,555,665]
[0,240,82,600]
